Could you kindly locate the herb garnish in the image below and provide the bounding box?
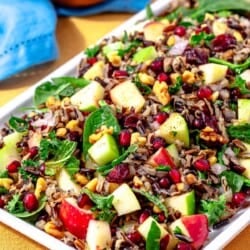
[156,165,171,171]
[133,75,152,95]
[84,45,100,58]
[227,124,250,143]
[190,32,215,46]
[6,194,25,214]
[169,76,182,94]
[9,116,28,133]
[118,40,141,57]
[230,76,250,95]
[146,4,154,20]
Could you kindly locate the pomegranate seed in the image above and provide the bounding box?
[6,160,21,173]
[193,159,210,171]
[174,26,186,37]
[87,57,97,65]
[77,194,92,208]
[155,112,169,124]
[157,72,170,83]
[150,59,163,73]
[0,197,5,208]
[106,163,130,183]
[232,192,246,206]
[160,235,170,250]
[152,137,166,150]
[158,212,165,223]
[23,193,39,212]
[212,34,236,52]
[197,86,213,99]
[176,242,193,250]
[113,70,128,79]
[193,118,204,129]
[169,169,181,183]
[127,231,142,244]
[28,146,39,159]
[139,210,151,224]
[159,177,171,188]
[119,130,131,147]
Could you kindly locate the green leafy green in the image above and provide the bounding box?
[220,170,245,192]
[0,187,7,195]
[97,145,138,175]
[82,189,115,222]
[217,145,227,165]
[227,124,250,143]
[9,116,28,133]
[146,220,161,250]
[133,189,168,217]
[200,195,226,225]
[19,159,40,181]
[83,105,121,157]
[0,170,8,178]
[173,226,183,235]
[118,40,141,57]
[169,76,182,94]
[34,77,89,107]
[133,75,152,95]
[84,45,100,58]
[209,57,250,74]
[156,165,171,171]
[64,156,80,177]
[146,4,154,19]
[6,194,25,214]
[190,32,215,46]
[217,10,232,17]
[230,76,250,95]
[121,31,129,43]
[126,65,136,74]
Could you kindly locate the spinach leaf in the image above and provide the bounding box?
[34,77,89,107]
[200,195,226,225]
[169,76,182,94]
[118,40,141,57]
[9,116,28,133]
[220,171,245,192]
[146,4,154,19]
[190,32,215,46]
[146,220,161,250]
[6,194,25,214]
[133,189,168,217]
[64,156,80,177]
[84,45,100,58]
[227,124,250,143]
[97,145,138,175]
[83,105,121,157]
[230,76,250,95]
[82,189,115,222]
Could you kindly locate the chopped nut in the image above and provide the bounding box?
[170,73,181,84]
[133,176,143,187]
[85,177,98,191]
[233,31,243,42]
[153,80,170,105]
[89,125,114,144]
[107,51,122,67]
[130,132,147,146]
[75,173,89,185]
[153,205,162,213]
[182,70,196,84]
[44,221,64,239]
[176,182,185,191]
[56,128,67,138]
[61,97,71,106]
[66,120,82,134]
[211,91,219,102]
[208,156,217,165]
[200,126,229,144]
[167,35,176,46]
[108,182,119,193]
[185,174,197,185]
[0,178,13,190]
[138,73,155,85]
[35,177,47,199]
[45,96,61,110]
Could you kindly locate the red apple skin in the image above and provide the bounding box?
[182,214,209,249]
[148,147,176,168]
[59,198,93,239]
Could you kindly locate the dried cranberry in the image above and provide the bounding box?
[205,116,219,132]
[87,57,97,65]
[184,47,209,65]
[159,177,171,188]
[139,210,151,224]
[232,192,246,206]
[182,83,193,94]
[158,212,166,223]
[152,137,166,150]
[176,242,193,250]
[212,34,236,52]
[174,26,186,37]
[230,88,241,101]
[39,163,46,175]
[231,165,246,174]
[160,235,170,250]
[23,193,39,212]
[157,72,170,83]
[119,130,131,147]
[113,70,129,79]
[150,58,164,73]
[106,163,130,183]
[124,114,139,128]
[77,194,92,208]
[195,25,210,34]
[28,146,39,158]
[68,131,80,141]
[127,231,142,244]
[169,169,181,183]
[193,159,210,171]
[6,160,21,173]
[197,86,213,99]
[155,112,169,124]
[0,197,5,208]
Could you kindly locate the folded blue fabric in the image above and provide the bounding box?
[0,0,149,81]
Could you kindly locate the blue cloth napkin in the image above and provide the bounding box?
[0,0,149,81]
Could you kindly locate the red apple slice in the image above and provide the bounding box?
[148,147,176,168]
[59,197,93,239]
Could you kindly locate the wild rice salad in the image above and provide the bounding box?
[1,1,250,249]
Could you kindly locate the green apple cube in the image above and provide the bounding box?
[157,113,189,148]
[238,99,250,123]
[165,190,195,216]
[102,41,124,56]
[0,132,23,171]
[88,134,119,166]
[133,46,157,63]
[84,61,105,81]
[70,81,104,112]
[112,183,141,216]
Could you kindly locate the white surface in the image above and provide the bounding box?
[0,0,249,249]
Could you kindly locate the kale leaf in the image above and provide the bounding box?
[227,124,250,143]
[146,220,161,250]
[9,116,29,133]
[6,194,25,214]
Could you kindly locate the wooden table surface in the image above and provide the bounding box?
[0,13,249,250]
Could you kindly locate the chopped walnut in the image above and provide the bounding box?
[200,126,229,144]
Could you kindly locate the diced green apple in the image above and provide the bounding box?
[102,41,124,56]
[57,168,81,195]
[166,144,180,166]
[143,21,166,42]
[70,81,104,111]
[112,183,141,216]
[238,142,250,179]
[88,134,119,166]
[165,190,195,216]
[199,63,228,84]
[110,80,145,112]
[84,61,105,80]
[240,69,250,84]
[0,132,23,171]
[238,99,250,123]
[133,46,158,63]
[156,113,190,148]
[86,220,112,250]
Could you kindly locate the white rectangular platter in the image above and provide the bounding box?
[0,0,249,249]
